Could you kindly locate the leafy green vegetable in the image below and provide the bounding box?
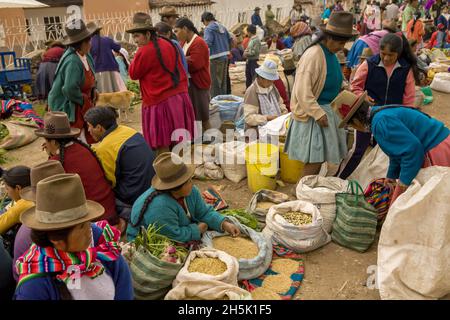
[134,224,189,264]
[219,209,260,231]
[0,124,9,142]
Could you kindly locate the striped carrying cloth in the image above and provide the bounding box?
[331,181,378,253]
[364,178,395,225]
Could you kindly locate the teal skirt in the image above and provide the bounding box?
[284,104,347,164]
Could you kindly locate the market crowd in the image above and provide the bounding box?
[1,1,450,300]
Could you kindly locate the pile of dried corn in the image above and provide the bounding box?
[188,257,227,276]
[271,259,299,275]
[282,211,313,226]
[251,287,281,300]
[212,236,259,260]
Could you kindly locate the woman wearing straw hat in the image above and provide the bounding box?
[48,19,101,144]
[127,13,195,155]
[127,153,240,243]
[37,112,120,228]
[332,90,450,204]
[14,174,133,300]
[284,12,357,179]
[243,59,288,134]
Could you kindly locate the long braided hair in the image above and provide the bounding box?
[130,183,185,228]
[53,138,110,184]
[149,30,181,88]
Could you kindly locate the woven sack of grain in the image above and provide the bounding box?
[247,189,290,229]
[173,248,239,287]
[263,200,331,253]
[0,121,38,150]
[430,72,450,94]
[378,167,450,300]
[348,145,389,190]
[296,175,349,233]
[121,241,184,300]
[217,141,247,183]
[165,280,252,300]
[202,216,273,281]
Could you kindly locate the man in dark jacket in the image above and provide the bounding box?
[202,12,233,97]
[85,107,155,224]
[252,7,264,27]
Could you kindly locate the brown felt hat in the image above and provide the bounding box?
[152,153,196,191]
[20,160,65,202]
[35,111,80,139]
[359,47,373,60]
[126,12,156,33]
[62,19,101,46]
[21,174,104,231]
[319,11,358,38]
[159,6,180,18]
[331,90,367,128]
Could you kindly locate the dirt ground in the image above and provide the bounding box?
[4,85,450,300]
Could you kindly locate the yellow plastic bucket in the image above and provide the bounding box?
[245,143,279,193]
[279,143,304,184]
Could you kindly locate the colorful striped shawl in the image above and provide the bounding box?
[16,221,121,287]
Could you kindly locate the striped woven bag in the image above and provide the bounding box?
[364,178,395,225]
[331,181,378,253]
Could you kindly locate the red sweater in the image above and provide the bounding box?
[183,36,211,90]
[50,143,119,225]
[129,38,188,106]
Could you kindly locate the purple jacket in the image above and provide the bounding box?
[360,30,389,55]
[13,225,32,281]
[90,35,121,73]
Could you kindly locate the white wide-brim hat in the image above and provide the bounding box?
[255,60,279,81]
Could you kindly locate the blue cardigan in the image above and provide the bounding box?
[14,224,134,300]
[371,106,450,185]
[127,186,225,243]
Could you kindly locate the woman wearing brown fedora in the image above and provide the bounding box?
[36,112,120,228]
[14,174,133,300]
[127,13,195,155]
[127,153,240,243]
[284,12,357,179]
[48,19,101,144]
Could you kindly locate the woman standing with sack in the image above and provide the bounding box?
[284,12,356,179]
[127,13,195,155]
[48,19,100,144]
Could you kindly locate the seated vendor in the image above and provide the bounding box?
[0,166,33,237]
[126,153,240,243]
[243,59,288,133]
[333,90,450,204]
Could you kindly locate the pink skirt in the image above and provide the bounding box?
[142,92,196,149]
[423,135,450,168]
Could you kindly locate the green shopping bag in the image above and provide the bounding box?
[331,181,378,253]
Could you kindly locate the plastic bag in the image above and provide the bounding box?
[378,167,450,300]
[430,72,450,93]
[217,141,247,183]
[173,248,239,287]
[296,175,349,233]
[263,200,331,253]
[348,145,389,190]
[202,216,272,281]
[210,95,244,122]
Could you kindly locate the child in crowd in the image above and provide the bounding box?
[243,24,261,88]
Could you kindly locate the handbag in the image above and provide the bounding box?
[331,180,378,252]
